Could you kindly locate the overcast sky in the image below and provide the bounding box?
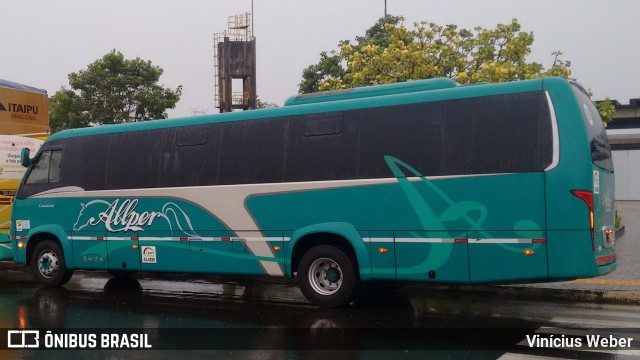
[5,0,639,118]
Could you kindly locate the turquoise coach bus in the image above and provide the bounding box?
[10,77,615,307]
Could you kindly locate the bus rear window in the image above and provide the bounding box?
[571,86,614,172]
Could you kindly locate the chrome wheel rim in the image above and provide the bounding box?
[308,257,343,295]
[38,251,59,279]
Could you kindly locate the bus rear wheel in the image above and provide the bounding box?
[298,245,357,308]
[31,240,72,287]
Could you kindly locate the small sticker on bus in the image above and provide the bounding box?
[141,246,157,264]
[15,220,22,232]
[593,170,600,195]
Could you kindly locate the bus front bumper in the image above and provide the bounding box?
[596,259,617,276]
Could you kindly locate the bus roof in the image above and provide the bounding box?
[284,78,458,106]
[47,77,565,143]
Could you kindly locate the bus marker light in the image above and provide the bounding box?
[272,246,281,251]
[523,249,535,256]
[596,253,616,265]
[17,242,25,249]
[378,247,388,253]
[132,245,139,249]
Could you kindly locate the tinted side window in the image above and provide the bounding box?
[60,90,552,191]
[442,92,552,175]
[353,91,552,178]
[287,112,357,182]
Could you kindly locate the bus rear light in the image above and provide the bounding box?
[571,190,595,249]
[596,253,616,265]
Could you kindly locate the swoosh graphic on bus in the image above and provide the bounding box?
[384,155,542,273]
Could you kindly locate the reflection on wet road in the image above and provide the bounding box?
[0,269,639,359]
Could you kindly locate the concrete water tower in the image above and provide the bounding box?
[214,13,257,112]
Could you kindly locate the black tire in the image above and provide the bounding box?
[297,245,357,308]
[31,240,71,287]
[108,270,137,279]
[60,269,74,286]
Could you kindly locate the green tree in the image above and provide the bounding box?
[300,17,571,93]
[597,98,615,126]
[300,17,616,123]
[298,16,402,94]
[256,96,279,109]
[50,50,182,133]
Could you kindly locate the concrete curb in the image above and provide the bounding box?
[401,283,640,305]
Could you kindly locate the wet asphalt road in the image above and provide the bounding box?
[0,269,639,359]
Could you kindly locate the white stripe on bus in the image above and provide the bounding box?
[67,236,291,242]
[65,236,544,244]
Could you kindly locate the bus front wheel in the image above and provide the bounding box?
[298,245,357,308]
[31,240,72,287]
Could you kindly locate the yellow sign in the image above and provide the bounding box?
[0,81,50,137]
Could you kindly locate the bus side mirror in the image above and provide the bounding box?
[20,148,32,168]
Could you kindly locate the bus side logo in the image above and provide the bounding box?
[73,199,200,237]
